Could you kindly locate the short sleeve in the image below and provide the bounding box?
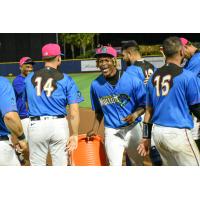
[0,79,17,117]
[90,84,102,112]
[186,75,200,106]
[134,78,146,107]
[12,77,25,97]
[146,79,153,107]
[66,76,84,104]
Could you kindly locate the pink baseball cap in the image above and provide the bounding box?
[180,37,189,46]
[95,46,117,58]
[19,57,35,67]
[42,43,64,57]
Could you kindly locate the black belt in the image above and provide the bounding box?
[20,116,28,120]
[30,115,65,121]
[0,135,9,141]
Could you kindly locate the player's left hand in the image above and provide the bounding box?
[137,139,150,157]
[66,135,78,153]
[123,113,137,124]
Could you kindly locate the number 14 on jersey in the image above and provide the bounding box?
[35,77,54,97]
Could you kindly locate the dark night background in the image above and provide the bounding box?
[0,33,199,62]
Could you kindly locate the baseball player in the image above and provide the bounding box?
[87,46,146,166]
[137,36,200,166]
[24,43,84,166]
[121,40,162,166]
[180,37,200,151]
[0,76,28,165]
[12,57,34,138]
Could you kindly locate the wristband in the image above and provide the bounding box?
[143,122,153,139]
[18,133,26,141]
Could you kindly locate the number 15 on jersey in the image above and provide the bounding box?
[154,75,172,97]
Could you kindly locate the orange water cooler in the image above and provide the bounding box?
[71,134,108,166]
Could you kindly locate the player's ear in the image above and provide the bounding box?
[57,56,61,63]
[180,47,185,58]
[96,59,99,68]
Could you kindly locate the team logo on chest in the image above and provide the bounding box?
[99,94,130,107]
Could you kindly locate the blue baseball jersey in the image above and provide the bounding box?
[24,67,84,116]
[126,60,155,82]
[0,77,18,136]
[12,75,28,118]
[184,51,200,78]
[90,71,146,128]
[147,63,200,129]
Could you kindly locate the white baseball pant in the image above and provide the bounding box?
[152,124,200,166]
[191,116,200,140]
[104,123,143,166]
[21,118,30,140]
[0,136,20,166]
[28,117,69,166]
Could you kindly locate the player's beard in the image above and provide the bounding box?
[57,63,61,70]
[125,60,132,67]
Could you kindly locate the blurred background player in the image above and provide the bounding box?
[0,76,28,165]
[13,57,34,138]
[24,43,84,166]
[138,36,200,165]
[180,37,200,151]
[87,46,146,166]
[121,40,162,166]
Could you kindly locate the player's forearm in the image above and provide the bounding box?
[144,106,153,123]
[91,111,103,133]
[4,112,24,137]
[133,107,145,118]
[70,115,80,136]
[69,104,80,136]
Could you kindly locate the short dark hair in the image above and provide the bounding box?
[121,40,140,52]
[42,56,57,62]
[163,37,182,57]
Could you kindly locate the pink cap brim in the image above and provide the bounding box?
[180,37,189,46]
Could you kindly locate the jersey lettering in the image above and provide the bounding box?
[145,68,154,79]
[99,94,130,107]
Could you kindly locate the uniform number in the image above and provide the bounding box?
[154,75,171,96]
[35,77,54,97]
[144,69,154,78]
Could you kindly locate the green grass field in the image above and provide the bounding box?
[8,72,100,108]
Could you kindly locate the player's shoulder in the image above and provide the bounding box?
[62,73,75,82]
[26,72,34,80]
[182,68,197,78]
[0,76,11,89]
[188,51,200,64]
[123,71,143,85]
[126,65,142,74]
[128,64,142,70]
[13,74,23,83]
[91,74,104,85]
[193,51,200,59]
[0,76,10,84]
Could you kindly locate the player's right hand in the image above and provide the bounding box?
[86,130,96,138]
[17,140,28,153]
[66,135,78,153]
[137,139,150,157]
